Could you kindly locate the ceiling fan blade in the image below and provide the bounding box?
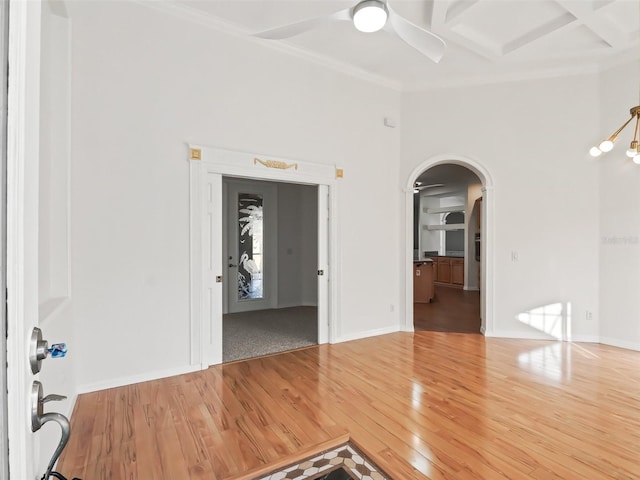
[387,5,446,63]
[253,8,351,40]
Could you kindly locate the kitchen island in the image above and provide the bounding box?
[413,260,434,303]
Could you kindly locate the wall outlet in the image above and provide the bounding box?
[586,310,593,321]
[511,251,519,262]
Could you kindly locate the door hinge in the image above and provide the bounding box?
[317,270,324,276]
[216,275,223,283]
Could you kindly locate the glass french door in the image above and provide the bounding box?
[225,180,276,313]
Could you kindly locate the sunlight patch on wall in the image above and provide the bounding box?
[516,302,572,341]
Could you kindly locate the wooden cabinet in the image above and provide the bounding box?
[430,256,464,288]
[451,258,464,285]
[436,257,451,283]
[413,262,434,303]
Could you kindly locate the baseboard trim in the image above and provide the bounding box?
[484,329,558,341]
[463,286,480,291]
[333,325,401,344]
[77,364,201,394]
[570,335,601,343]
[599,336,640,352]
[481,332,640,351]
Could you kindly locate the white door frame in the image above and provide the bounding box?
[6,0,42,477]
[404,154,495,335]
[189,145,338,367]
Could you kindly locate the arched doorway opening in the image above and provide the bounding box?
[404,155,494,335]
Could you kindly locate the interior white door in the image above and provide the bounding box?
[317,184,329,344]
[225,179,277,314]
[6,0,43,477]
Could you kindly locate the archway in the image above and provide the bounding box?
[404,154,494,335]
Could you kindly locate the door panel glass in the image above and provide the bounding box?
[237,193,263,300]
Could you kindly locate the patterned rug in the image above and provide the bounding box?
[256,443,390,480]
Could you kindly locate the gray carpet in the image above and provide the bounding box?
[223,306,318,362]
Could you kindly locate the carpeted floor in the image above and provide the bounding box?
[223,306,318,362]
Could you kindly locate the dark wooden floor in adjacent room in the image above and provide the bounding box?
[414,285,481,333]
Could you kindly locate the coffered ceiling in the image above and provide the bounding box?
[168,0,640,90]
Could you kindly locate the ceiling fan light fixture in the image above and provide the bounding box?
[353,0,388,33]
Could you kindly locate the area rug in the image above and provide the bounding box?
[256,442,390,480]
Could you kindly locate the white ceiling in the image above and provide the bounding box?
[169,0,640,90]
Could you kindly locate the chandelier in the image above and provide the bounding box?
[590,105,640,164]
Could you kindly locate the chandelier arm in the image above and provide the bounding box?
[606,114,636,141]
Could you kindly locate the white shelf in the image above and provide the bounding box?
[424,205,465,214]
[424,224,465,231]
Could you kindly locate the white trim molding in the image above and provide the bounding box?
[404,154,495,335]
[188,144,339,367]
[77,365,201,394]
[334,325,402,344]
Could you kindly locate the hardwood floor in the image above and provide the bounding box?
[58,332,640,480]
[414,285,481,333]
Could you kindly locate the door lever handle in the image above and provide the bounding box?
[43,394,67,403]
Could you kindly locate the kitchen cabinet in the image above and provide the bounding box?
[436,257,451,283]
[427,256,464,288]
[452,258,464,285]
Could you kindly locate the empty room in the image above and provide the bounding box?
[3,1,640,479]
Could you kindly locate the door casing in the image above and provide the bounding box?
[189,145,337,367]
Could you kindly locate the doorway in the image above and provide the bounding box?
[405,156,494,335]
[222,177,319,362]
[413,164,481,332]
[189,145,336,367]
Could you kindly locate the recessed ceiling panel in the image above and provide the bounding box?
[448,0,572,53]
[511,24,612,59]
[162,0,640,90]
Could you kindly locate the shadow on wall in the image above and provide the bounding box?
[516,302,572,341]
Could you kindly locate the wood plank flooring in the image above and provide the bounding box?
[58,332,640,480]
[414,286,481,333]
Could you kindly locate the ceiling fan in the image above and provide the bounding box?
[414,182,444,193]
[252,0,446,63]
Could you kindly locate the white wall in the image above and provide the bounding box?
[598,60,640,350]
[68,1,401,389]
[401,75,601,340]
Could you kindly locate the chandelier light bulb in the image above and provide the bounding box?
[599,140,614,152]
[589,146,602,157]
[626,148,637,158]
[353,1,388,33]
[634,154,640,165]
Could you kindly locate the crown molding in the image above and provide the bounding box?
[134,0,403,92]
